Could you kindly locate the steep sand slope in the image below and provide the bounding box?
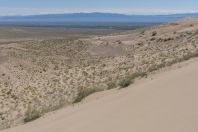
[2,58,198,132]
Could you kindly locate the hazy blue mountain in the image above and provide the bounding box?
[0,12,198,23]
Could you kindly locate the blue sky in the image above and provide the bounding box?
[0,0,198,15]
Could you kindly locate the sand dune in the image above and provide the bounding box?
[1,19,198,128]
[2,58,198,132]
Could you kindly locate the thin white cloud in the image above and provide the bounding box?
[0,7,198,16]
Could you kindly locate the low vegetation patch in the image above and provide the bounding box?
[119,72,147,88]
[74,51,198,103]
[196,30,198,34]
[24,107,41,123]
[107,81,117,90]
[119,77,133,88]
[184,52,197,61]
[74,87,101,103]
[148,63,166,72]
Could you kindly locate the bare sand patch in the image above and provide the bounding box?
[0,56,7,65]
[89,45,124,57]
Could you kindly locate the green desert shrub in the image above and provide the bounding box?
[195,30,198,34]
[129,72,147,79]
[119,72,147,88]
[191,52,198,57]
[107,81,117,90]
[24,108,41,122]
[74,87,100,103]
[137,71,148,78]
[184,52,198,60]
[148,63,166,72]
[119,77,134,88]
[182,54,192,61]
[151,31,157,36]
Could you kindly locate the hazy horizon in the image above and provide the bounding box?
[0,0,198,16]
[1,12,198,17]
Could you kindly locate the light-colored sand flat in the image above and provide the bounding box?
[2,58,198,132]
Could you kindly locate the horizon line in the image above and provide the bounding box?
[0,11,198,17]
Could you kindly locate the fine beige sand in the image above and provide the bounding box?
[2,58,198,132]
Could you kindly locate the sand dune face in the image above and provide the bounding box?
[2,58,198,132]
[0,18,198,129]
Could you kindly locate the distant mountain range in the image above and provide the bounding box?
[0,12,198,23]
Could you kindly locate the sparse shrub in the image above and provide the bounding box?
[73,87,100,103]
[148,66,155,72]
[119,77,133,88]
[118,72,147,88]
[164,37,174,42]
[182,54,192,61]
[182,52,198,61]
[127,73,139,80]
[166,61,175,67]
[82,71,88,76]
[148,63,164,73]
[137,42,143,46]
[6,89,12,95]
[24,107,41,122]
[151,31,157,36]
[157,38,163,42]
[116,40,122,44]
[195,30,198,35]
[54,65,59,70]
[191,52,198,57]
[107,81,116,90]
[43,68,46,72]
[150,37,156,41]
[147,51,198,74]
[186,32,193,35]
[137,71,148,78]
